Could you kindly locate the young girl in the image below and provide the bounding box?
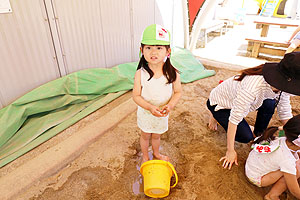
[286,25,300,54]
[245,114,300,200]
[132,24,182,163]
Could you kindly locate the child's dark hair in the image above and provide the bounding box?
[254,114,300,144]
[137,44,179,84]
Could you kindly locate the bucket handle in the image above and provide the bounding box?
[167,162,178,188]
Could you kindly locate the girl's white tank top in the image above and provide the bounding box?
[140,68,173,107]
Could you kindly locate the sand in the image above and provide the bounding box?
[8,66,300,200]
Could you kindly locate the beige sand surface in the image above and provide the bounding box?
[8,66,299,200]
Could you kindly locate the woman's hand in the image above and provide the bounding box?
[219,149,238,169]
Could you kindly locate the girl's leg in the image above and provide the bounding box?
[264,160,300,200]
[286,39,300,54]
[261,170,283,187]
[206,99,254,143]
[254,99,276,137]
[261,170,284,200]
[264,177,285,200]
[151,133,169,161]
[140,131,151,163]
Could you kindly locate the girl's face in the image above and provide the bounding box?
[141,45,170,66]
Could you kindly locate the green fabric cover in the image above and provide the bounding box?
[0,47,215,167]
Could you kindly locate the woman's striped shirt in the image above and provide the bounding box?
[209,75,293,125]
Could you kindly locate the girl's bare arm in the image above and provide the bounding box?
[167,72,182,109]
[161,72,182,116]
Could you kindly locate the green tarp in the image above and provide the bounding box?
[0,47,215,167]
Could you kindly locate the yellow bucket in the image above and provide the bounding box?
[140,160,178,198]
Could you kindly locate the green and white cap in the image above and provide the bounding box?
[141,24,170,45]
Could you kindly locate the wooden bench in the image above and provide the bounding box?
[253,17,299,37]
[198,20,225,48]
[246,37,300,58]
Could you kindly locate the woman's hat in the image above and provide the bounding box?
[141,24,170,45]
[263,52,300,95]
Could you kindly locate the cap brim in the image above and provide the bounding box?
[141,40,170,45]
[263,63,300,95]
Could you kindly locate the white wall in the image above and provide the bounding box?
[0,0,61,106]
[0,0,184,108]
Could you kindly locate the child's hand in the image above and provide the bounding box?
[161,104,172,117]
[149,105,164,117]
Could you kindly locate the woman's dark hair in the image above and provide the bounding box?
[137,44,179,84]
[234,64,264,81]
[254,114,300,144]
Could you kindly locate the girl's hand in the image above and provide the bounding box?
[219,149,238,170]
[161,104,172,117]
[149,105,164,117]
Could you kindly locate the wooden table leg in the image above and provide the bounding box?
[256,24,262,29]
[251,42,260,57]
[261,24,269,37]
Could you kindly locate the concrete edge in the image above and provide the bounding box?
[197,57,249,71]
[0,98,137,200]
